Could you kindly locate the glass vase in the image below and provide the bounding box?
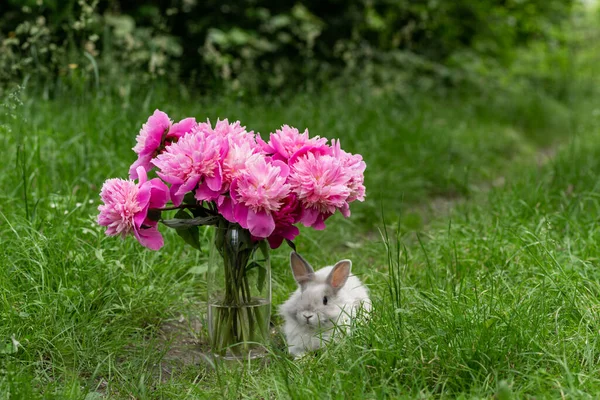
[207,221,271,359]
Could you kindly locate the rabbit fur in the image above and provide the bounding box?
[279,252,371,357]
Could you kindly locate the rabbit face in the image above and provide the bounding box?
[293,283,339,329]
[282,252,354,330]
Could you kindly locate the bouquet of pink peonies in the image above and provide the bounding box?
[97,109,366,358]
[98,109,366,251]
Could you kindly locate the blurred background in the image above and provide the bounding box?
[0,0,597,96]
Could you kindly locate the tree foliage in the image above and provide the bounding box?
[0,0,576,91]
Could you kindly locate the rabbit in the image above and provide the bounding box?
[279,251,371,357]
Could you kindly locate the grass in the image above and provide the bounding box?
[1,46,600,398]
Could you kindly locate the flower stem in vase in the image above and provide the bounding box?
[208,222,271,359]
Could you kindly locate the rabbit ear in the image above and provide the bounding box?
[290,252,315,286]
[327,260,352,292]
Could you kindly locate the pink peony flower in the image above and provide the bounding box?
[222,140,259,187]
[259,125,330,163]
[288,153,352,230]
[98,166,169,250]
[207,118,260,188]
[213,119,254,141]
[267,193,302,249]
[219,154,291,238]
[129,109,197,179]
[332,139,366,202]
[152,128,226,206]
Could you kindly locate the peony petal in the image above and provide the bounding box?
[179,175,201,195]
[271,153,287,163]
[270,134,288,159]
[217,196,236,223]
[267,235,284,249]
[256,135,273,154]
[136,166,148,185]
[136,183,152,207]
[169,184,184,206]
[299,207,319,227]
[156,171,184,185]
[135,110,171,155]
[147,178,170,208]
[96,209,109,225]
[313,213,332,230]
[229,179,239,201]
[149,110,171,128]
[169,117,197,138]
[195,182,220,202]
[289,144,332,165]
[134,185,152,229]
[280,224,300,240]
[205,167,223,192]
[233,203,249,229]
[134,226,164,250]
[128,155,152,180]
[247,209,275,238]
[142,218,159,228]
[271,159,289,178]
[340,203,351,218]
[312,218,326,230]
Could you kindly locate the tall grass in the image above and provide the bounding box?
[1,76,599,397]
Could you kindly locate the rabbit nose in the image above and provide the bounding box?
[303,314,313,321]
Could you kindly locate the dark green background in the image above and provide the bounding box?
[0,0,575,91]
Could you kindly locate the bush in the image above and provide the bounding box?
[0,0,577,93]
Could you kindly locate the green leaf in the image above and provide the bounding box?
[190,206,211,218]
[245,258,268,294]
[484,317,498,329]
[176,225,200,250]
[238,226,253,250]
[257,263,267,293]
[146,209,161,222]
[245,261,263,272]
[174,209,192,220]
[188,264,208,275]
[94,249,104,263]
[207,28,228,46]
[172,209,201,250]
[366,7,386,31]
[270,14,292,29]
[285,239,296,252]
[229,27,252,45]
[214,221,227,254]
[161,215,219,228]
[183,192,198,205]
[258,240,269,260]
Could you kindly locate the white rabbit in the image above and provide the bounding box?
[279,252,371,357]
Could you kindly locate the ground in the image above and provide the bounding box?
[2,81,600,398]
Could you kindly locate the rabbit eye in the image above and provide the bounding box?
[323,296,328,305]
